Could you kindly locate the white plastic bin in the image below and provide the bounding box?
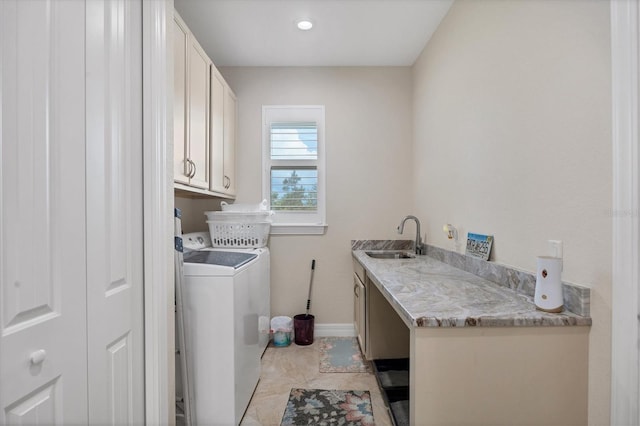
[270,316,293,347]
[204,210,274,248]
[220,199,268,212]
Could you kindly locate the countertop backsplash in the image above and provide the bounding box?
[351,239,414,251]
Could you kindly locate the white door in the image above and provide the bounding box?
[1,0,145,423]
[86,0,145,424]
[0,0,89,423]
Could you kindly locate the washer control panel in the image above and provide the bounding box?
[182,232,212,251]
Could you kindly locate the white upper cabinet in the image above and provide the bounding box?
[210,67,236,197]
[186,37,210,189]
[173,12,210,190]
[209,68,225,194]
[173,15,189,185]
[222,87,237,197]
[174,11,236,198]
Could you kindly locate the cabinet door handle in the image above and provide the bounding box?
[185,159,193,178]
[354,284,358,297]
[186,159,195,179]
[189,160,197,179]
[224,175,230,189]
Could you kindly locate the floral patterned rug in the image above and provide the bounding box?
[281,389,375,426]
[319,337,371,373]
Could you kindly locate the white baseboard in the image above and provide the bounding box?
[313,323,356,337]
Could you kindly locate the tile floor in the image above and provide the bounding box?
[240,340,393,425]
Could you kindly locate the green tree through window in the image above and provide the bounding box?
[271,169,317,211]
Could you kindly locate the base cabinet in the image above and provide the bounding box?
[355,255,589,426]
[352,259,367,354]
[353,272,366,352]
[410,326,589,425]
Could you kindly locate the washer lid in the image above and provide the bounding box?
[184,250,257,269]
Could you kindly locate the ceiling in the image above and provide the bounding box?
[173,0,454,67]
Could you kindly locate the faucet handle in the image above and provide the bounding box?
[416,233,426,255]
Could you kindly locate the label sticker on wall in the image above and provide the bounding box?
[466,233,493,260]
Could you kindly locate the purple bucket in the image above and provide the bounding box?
[293,314,314,345]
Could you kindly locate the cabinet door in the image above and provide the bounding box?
[209,69,226,194]
[358,279,366,354]
[223,89,237,196]
[173,15,189,184]
[353,273,366,354]
[186,37,210,189]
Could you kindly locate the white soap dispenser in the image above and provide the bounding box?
[534,256,564,313]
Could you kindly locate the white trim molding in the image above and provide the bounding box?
[143,0,174,424]
[611,0,640,424]
[313,323,356,337]
[262,105,327,234]
[270,224,328,235]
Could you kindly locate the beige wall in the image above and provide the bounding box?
[219,67,414,323]
[412,1,611,424]
[175,195,226,233]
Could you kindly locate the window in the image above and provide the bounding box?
[263,106,326,234]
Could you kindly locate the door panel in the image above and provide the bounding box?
[86,0,144,424]
[4,379,61,424]
[2,0,60,331]
[108,333,133,425]
[0,0,88,424]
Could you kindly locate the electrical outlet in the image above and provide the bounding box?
[548,240,563,259]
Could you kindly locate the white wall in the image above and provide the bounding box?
[219,67,414,323]
[412,1,611,424]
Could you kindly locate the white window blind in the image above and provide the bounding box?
[263,106,326,234]
[270,123,318,160]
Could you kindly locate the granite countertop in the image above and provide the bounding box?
[352,249,592,328]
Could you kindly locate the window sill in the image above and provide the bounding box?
[270,223,328,235]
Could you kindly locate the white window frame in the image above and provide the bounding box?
[262,105,327,235]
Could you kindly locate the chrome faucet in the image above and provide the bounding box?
[397,215,425,255]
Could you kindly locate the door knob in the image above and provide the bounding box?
[30,349,47,365]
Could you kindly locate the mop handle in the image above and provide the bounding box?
[306,259,316,314]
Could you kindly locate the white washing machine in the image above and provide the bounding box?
[181,232,270,425]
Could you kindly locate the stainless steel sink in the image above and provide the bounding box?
[365,250,415,259]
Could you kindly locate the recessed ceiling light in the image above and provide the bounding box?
[296,19,313,31]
